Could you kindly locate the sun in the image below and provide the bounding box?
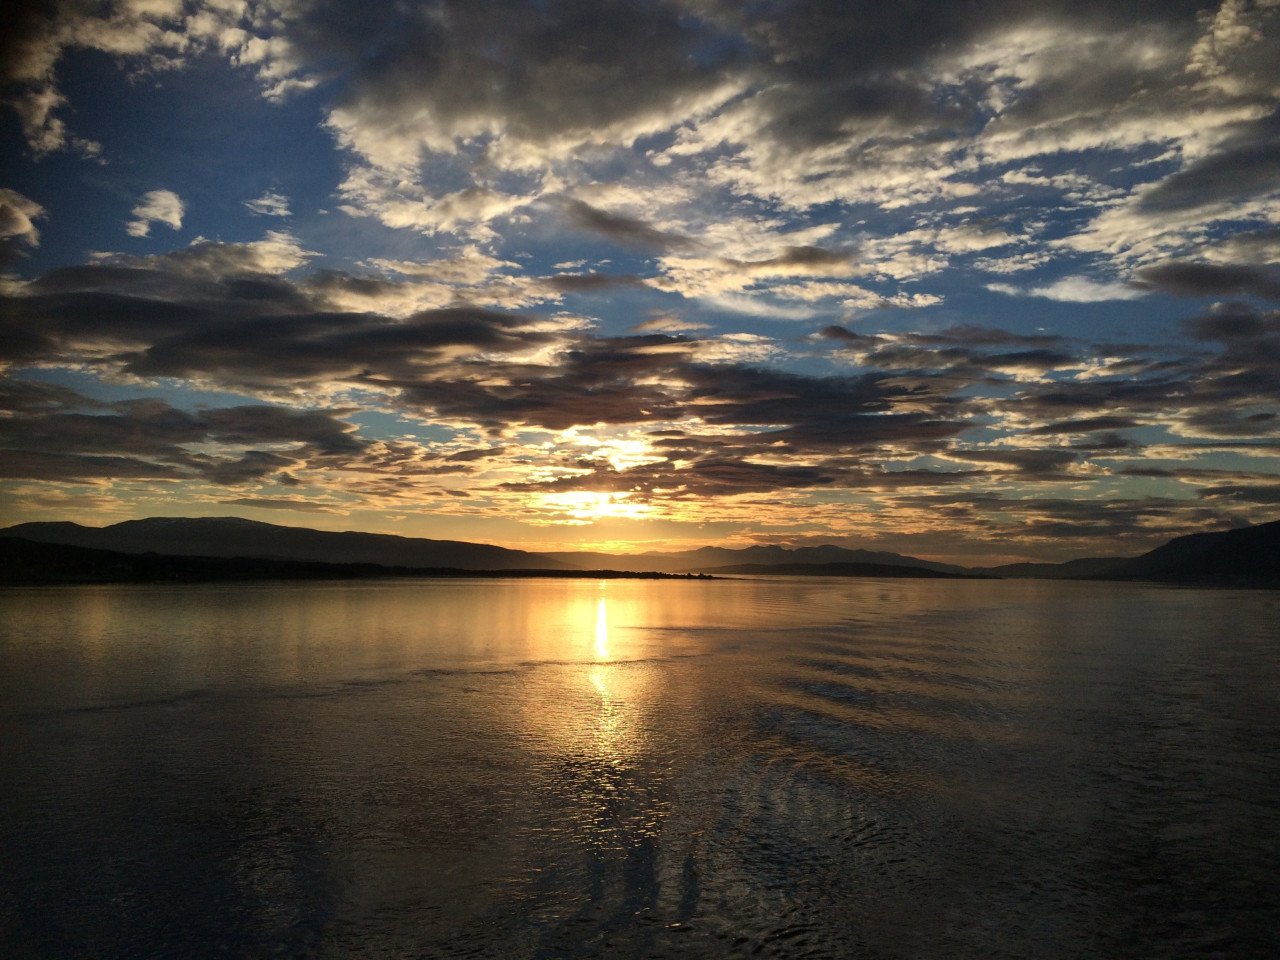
[539,491,653,524]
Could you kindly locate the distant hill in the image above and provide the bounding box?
[1102,520,1280,587]
[2,516,1275,588]
[0,517,566,571]
[975,556,1129,580]
[547,543,966,574]
[0,538,708,585]
[977,521,1279,587]
[692,561,983,579]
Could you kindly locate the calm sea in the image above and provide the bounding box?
[1,578,1277,958]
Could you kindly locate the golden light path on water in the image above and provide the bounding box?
[589,588,625,785]
[594,592,609,662]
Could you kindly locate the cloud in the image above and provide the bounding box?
[220,497,340,513]
[0,188,44,268]
[126,189,185,238]
[1135,261,1280,301]
[2,0,183,155]
[1135,112,1280,215]
[314,0,743,169]
[0,188,43,246]
[2,240,1275,545]
[1183,302,1280,342]
[539,272,644,294]
[1025,416,1141,435]
[4,3,1280,547]
[244,191,292,217]
[820,324,1076,379]
[369,247,518,285]
[0,382,366,486]
[988,277,1146,302]
[560,198,697,253]
[21,232,317,308]
[1196,483,1280,505]
[648,238,938,311]
[883,490,1237,555]
[1201,227,1280,265]
[632,315,712,334]
[945,447,1081,477]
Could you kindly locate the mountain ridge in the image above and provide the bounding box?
[0,538,707,585]
[545,544,964,574]
[0,516,568,571]
[2,516,1276,587]
[690,561,987,579]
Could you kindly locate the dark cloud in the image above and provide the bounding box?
[540,272,645,293]
[1198,484,1280,505]
[198,406,365,455]
[0,291,213,365]
[1069,432,1139,453]
[988,302,1280,438]
[197,450,301,486]
[947,447,1079,476]
[717,245,857,274]
[3,235,1278,513]
[444,447,506,462]
[1179,409,1279,439]
[818,325,868,343]
[301,270,410,303]
[559,199,697,253]
[221,497,339,513]
[0,281,563,391]
[567,363,968,459]
[0,377,104,414]
[1184,304,1280,342]
[0,383,366,485]
[0,450,186,482]
[680,0,1231,220]
[304,0,739,157]
[819,324,1074,378]
[501,456,838,496]
[0,0,59,84]
[1137,112,1280,214]
[1026,416,1140,435]
[1137,262,1280,301]
[886,491,1234,549]
[1207,227,1280,262]
[396,334,694,431]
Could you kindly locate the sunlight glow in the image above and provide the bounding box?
[540,490,653,524]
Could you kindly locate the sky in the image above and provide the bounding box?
[1,0,1278,562]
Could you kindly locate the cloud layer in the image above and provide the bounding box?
[2,0,1278,558]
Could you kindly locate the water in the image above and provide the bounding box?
[1,577,1277,959]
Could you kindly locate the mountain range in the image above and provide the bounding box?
[541,543,966,575]
[2,516,1276,588]
[0,516,563,570]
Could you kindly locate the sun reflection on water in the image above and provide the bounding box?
[589,591,627,780]
[594,594,609,661]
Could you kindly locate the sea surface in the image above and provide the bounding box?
[1,577,1277,959]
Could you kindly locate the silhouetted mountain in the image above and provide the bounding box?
[977,521,1279,587]
[0,538,709,585]
[3,516,1275,588]
[975,557,1129,580]
[692,562,984,579]
[1102,520,1280,587]
[0,517,565,571]
[547,544,965,574]
[0,537,402,584]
